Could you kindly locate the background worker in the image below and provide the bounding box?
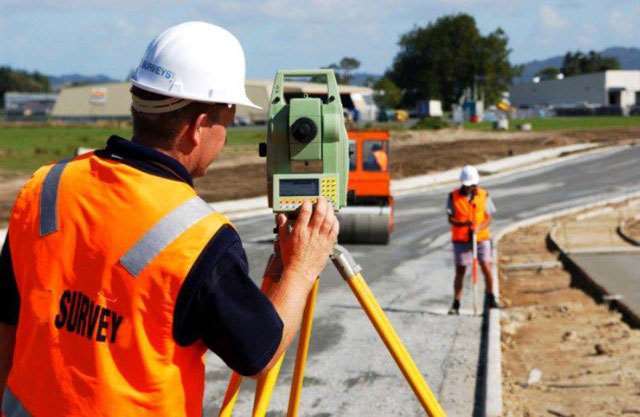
[0,22,338,417]
[446,165,500,314]
[365,143,388,171]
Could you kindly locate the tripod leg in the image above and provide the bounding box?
[331,245,447,417]
[218,269,283,417]
[252,354,286,417]
[287,278,320,417]
[218,348,287,417]
[218,373,243,417]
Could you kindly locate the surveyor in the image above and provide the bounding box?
[446,165,500,314]
[0,22,338,417]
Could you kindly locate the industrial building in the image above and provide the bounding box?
[509,70,640,114]
[4,92,58,121]
[51,80,378,123]
[52,83,135,122]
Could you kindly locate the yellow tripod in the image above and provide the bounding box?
[217,244,446,417]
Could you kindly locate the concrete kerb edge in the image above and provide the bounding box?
[0,144,604,243]
[391,143,602,196]
[548,208,640,328]
[215,143,614,219]
[617,221,640,246]
[484,189,640,417]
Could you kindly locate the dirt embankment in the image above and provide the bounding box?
[195,136,577,202]
[197,127,640,202]
[499,205,640,416]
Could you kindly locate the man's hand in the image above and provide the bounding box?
[257,198,339,376]
[276,197,339,284]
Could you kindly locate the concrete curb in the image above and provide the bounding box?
[0,144,620,244]
[214,143,603,218]
[391,143,598,196]
[617,219,640,246]
[484,189,640,417]
[548,212,640,328]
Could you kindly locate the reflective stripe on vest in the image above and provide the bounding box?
[39,160,69,236]
[120,196,213,277]
[2,388,32,417]
[8,154,223,417]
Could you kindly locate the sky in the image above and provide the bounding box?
[2,0,640,80]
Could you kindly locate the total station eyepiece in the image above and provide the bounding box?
[291,117,318,144]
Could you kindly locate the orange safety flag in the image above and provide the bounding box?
[5,152,229,417]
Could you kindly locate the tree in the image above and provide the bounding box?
[536,66,561,80]
[386,14,518,109]
[338,57,360,85]
[314,57,361,84]
[0,66,51,107]
[373,77,402,109]
[561,51,620,77]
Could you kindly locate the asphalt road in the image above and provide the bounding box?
[202,145,640,417]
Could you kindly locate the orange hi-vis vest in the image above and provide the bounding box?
[4,152,230,417]
[373,150,388,171]
[450,187,491,243]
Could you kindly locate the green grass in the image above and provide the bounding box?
[0,125,266,173]
[463,116,640,131]
[3,116,639,173]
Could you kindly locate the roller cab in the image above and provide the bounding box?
[338,130,394,244]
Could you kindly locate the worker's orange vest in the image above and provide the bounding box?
[450,187,491,243]
[5,152,230,417]
[373,150,388,171]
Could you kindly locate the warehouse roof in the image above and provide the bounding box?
[51,80,373,119]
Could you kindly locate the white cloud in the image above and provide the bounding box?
[539,4,569,30]
[2,0,177,16]
[574,23,597,51]
[608,7,640,40]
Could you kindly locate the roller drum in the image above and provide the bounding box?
[338,206,391,244]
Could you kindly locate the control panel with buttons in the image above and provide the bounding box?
[273,174,339,212]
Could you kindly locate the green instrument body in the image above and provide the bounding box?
[264,69,349,212]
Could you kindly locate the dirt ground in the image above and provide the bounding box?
[1,127,639,227]
[196,126,640,203]
[498,202,640,417]
[624,219,640,242]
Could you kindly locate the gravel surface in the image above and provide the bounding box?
[499,203,640,417]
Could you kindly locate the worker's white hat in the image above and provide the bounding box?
[131,21,261,112]
[460,165,480,186]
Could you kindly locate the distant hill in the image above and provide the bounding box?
[514,47,640,83]
[47,72,380,89]
[48,74,120,90]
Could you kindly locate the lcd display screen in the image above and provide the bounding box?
[280,179,319,196]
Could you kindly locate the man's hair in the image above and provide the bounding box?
[130,86,224,148]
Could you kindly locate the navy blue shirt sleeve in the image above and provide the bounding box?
[0,233,19,325]
[173,225,283,376]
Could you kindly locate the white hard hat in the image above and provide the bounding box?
[131,21,261,111]
[460,165,480,186]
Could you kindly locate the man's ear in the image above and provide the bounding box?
[190,113,209,147]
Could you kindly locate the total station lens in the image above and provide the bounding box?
[291,117,318,144]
